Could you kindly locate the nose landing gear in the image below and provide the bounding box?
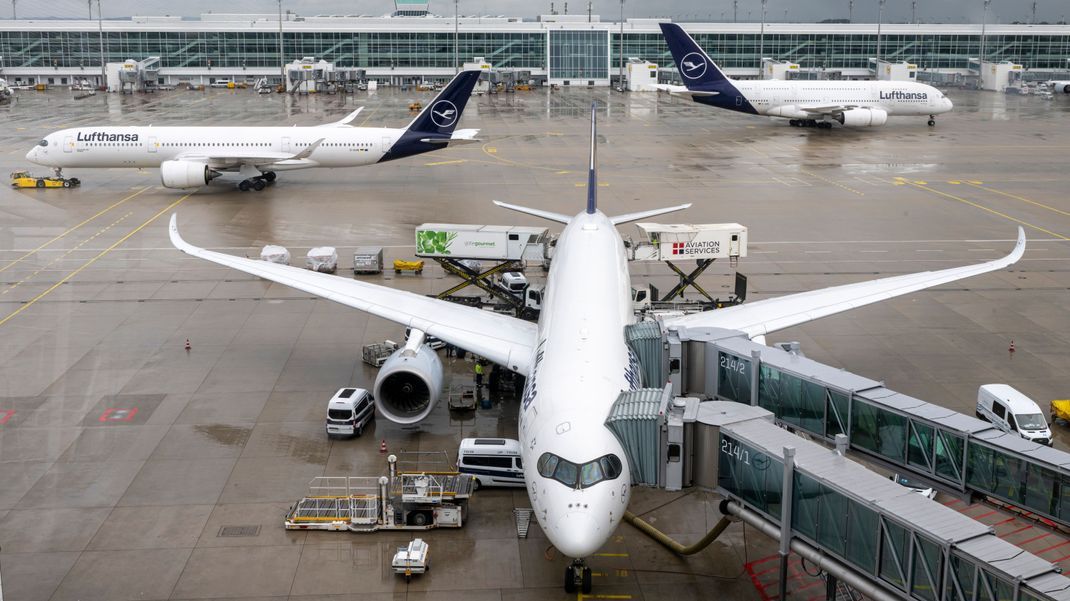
[564,559,592,594]
[237,171,276,192]
[928,115,936,127]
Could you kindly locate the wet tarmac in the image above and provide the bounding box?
[1,84,1070,600]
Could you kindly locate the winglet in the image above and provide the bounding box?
[587,102,598,215]
[1009,226,1026,264]
[323,107,364,127]
[169,214,193,254]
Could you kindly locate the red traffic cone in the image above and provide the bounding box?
[379,439,387,454]
[1009,340,1016,354]
[184,338,191,351]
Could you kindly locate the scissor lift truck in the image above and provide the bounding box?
[284,454,474,532]
[629,222,748,303]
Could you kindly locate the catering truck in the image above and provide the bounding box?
[415,224,549,262]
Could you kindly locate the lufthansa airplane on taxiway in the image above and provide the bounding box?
[169,105,1022,594]
[658,22,954,128]
[26,70,481,191]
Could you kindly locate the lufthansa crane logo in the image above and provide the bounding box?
[429,100,459,128]
[680,52,707,80]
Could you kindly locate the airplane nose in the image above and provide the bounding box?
[944,97,954,111]
[25,148,37,163]
[553,513,603,558]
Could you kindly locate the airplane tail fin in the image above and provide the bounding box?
[586,102,598,215]
[658,22,732,88]
[405,70,482,136]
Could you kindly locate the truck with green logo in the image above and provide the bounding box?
[415,224,550,262]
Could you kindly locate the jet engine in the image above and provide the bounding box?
[160,160,221,189]
[373,343,444,424]
[836,108,889,127]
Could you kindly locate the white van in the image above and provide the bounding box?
[976,384,1052,446]
[325,387,375,438]
[457,438,524,489]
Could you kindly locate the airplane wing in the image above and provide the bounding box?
[664,228,1025,338]
[653,84,720,98]
[176,138,326,170]
[168,215,537,373]
[797,104,858,115]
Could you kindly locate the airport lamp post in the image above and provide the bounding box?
[758,0,767,73]
[97,0,105,87]
[454,0,459,74]
[618,0,624,90]
[876,0,885,63]
[278,0,284,84]
[733,0,738,23]
[980,0,991,66]
[848,0,853,23]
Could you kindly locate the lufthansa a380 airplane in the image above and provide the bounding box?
[25,70,481,191]
[169,105,1023,594]
[658,22,954,128]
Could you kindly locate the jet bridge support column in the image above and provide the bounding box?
[778,446,796,601]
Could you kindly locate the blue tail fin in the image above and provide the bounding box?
[587,102,597,215]
[380,70,481,162]
[658,22,732,89]
[406,70,481,135]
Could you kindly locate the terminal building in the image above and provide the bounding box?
[0,4,1069,87]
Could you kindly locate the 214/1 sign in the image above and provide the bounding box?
[721,438,750,466]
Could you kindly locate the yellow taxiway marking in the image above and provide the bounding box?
[965,182,1070,219]
[424,159,467,166]
[575,182,610,187]
[801,169,865,196]
[357,104,380,126]
[0,186,151,274]
[0,191,194,329]
[904,181,1070,241]
[2,210,135,296]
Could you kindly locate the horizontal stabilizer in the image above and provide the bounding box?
[653,84,719,98]
[493,200,571,224]
[610,203,692,226]
[419,128,481,144]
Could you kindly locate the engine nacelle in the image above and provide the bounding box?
[373,345,444,424]
[160,160,220,189]
[836,108,889,127]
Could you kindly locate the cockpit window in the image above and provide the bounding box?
[538,452,623,489]
[37,139,48,147]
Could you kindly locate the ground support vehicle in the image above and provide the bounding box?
[284,454,474,532]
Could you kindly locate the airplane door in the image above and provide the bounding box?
[382,136,392,154]
[729,233,740,256]
[63,136,74,153]
[281,136,291,153]
[147,136,158,153]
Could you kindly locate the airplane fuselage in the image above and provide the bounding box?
[518,209,635,558]
[27,125,404,171]
[695,79,953,118]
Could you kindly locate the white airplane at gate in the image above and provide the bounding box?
[658,23,954,128]
[169,105,1024,594]
[25,70,481,191]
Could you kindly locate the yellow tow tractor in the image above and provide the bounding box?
[1051,400,1070,425]
[393,259,424,275]
[10,170,80,189]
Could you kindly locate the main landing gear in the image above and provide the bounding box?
[789,119,833,129]
[237,171,276,192]
[927,114,936,127]
[564,559,592,594]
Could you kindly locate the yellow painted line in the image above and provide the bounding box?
[801,169,864,196]
[2,211,135,296]
[965,182,1070,219]
[556,170,571,175]
[485,146,498,154]
[904,181,1070,241]
[357,104,380,126]
[424,159,466,166]
[0,191,194,329]
[0,186,151,274]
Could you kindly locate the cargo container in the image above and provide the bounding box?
[630,223,748,261]
[415,224,549,262]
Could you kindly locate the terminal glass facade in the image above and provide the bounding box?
[548,29,608,81]
[613,31,1070,71]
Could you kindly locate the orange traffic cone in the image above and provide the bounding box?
[184,338,191,351]
[380,439,387,454]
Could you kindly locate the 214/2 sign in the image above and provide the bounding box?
[719,355,747,374]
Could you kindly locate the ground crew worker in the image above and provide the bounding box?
[475,361,485,388]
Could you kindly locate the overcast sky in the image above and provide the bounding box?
[16,0,1070,24]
